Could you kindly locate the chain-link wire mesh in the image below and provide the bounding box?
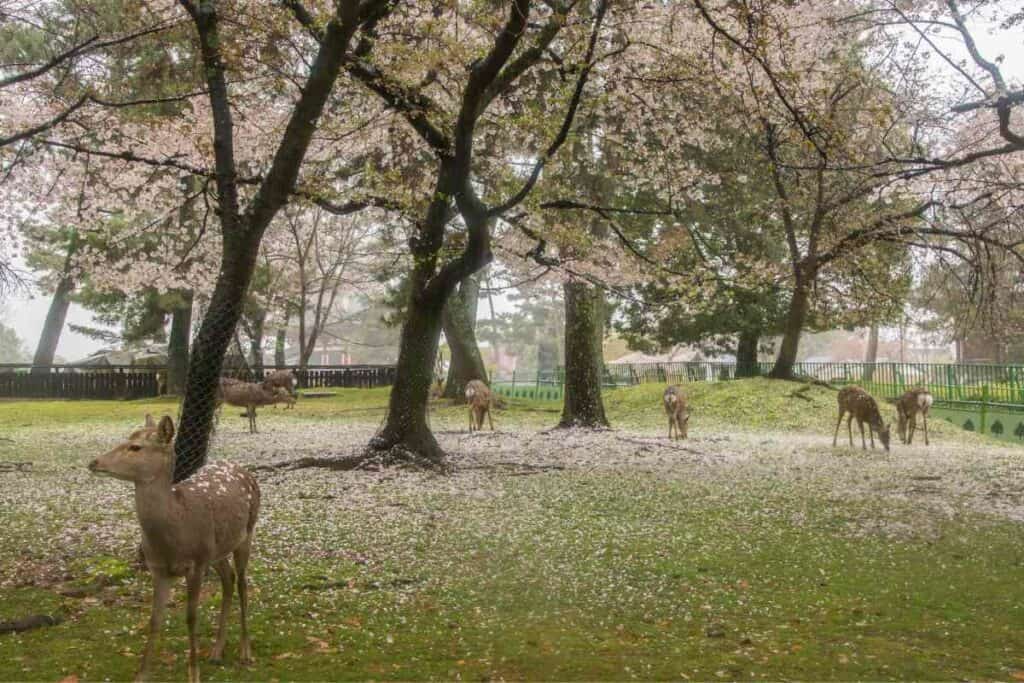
[169,304,397,482]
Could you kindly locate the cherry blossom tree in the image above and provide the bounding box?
[297,0,619,467]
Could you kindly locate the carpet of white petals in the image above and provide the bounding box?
[3,415,1022,591]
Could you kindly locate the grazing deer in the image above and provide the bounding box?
[663,385,689,440]
[89,416,260,683]
[833,385,891,451]
[465,379,494,432]
[896,387,933,445]
[262,370,298,409]
[218,379,292,433]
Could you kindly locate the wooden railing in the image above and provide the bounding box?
[0,364,396,400]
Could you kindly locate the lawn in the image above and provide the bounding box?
[1,379,1023,681]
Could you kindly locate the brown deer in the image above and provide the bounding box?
[663,385,689,440]
[896,387,933,445]
[218,378,293,433]
[833,385,891,451]
[89,416,260,682]
[465,379,494,432]
[262,369,298,409]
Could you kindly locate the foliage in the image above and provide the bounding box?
[0,320,28,362]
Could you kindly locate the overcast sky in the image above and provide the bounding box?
[3,12,1022,362]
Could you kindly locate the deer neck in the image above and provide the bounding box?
[132,465,179,543]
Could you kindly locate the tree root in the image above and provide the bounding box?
[254,440,452,474]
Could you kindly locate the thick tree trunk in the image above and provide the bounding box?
[863,323,879,381]
[166,290,193,394]
[173,234,261,482]
[369,288,447,465]
[769,279,810,380]
[735,329,760,377]
[31,275,74,372]
[559,280,609,428]
[442,274,487,401]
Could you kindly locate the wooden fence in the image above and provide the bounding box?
[0,364,396,400]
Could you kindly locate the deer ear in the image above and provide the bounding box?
[144,414,156,428]
[157,416,175,444]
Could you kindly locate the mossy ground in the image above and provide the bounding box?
[1,380,1021,681]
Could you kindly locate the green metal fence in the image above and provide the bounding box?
[491,361,1024,444]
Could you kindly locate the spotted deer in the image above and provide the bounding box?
[663,385,689,440]
[833,385,891,451]
[465,379,494,432]
[896,387,933,445]
[89,416,260,682]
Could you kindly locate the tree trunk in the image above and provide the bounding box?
[166,290,193,394]
[249,313,265,372]
[369,287,447,465]
[442,274,487,401]
[863,323,879,381]
[275,324,287,368]
[559,279,609,428]
[735,329,760,377]
[31,275,74,372]
[173,233,261,482]
[769,279,810,380]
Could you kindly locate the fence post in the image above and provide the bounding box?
[980,384,989,434]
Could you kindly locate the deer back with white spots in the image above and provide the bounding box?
[833,385,891,451]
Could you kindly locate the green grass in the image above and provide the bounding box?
[0,380,1019,680]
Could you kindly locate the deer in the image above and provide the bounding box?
[663,384,690,440]
[262,369,298,409]
[896,387,933,445]
[465,379,494,432]
[217,378,293,433]
[88,415,260,683]
[833,385,891,451]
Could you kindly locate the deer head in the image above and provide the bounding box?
[877,421,891,452]
[89,415,175,483]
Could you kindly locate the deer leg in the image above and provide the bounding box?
[209,558,235,663]
[136,573,171,682]
[869,424,875,449]
[468,407,474,433]
[186,565,205,683]
[858,420,866,449]
[833,410,844,447]
[487,408,494,431]
[907,415,916,445]
[923,413,929,446]
[668,417,674,440]
[234,543,253,665]
[847,415,855,447]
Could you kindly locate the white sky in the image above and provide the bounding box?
[3,10,1022,362]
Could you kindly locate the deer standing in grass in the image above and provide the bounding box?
[833,385,891,451]
[465,379,494,432]
[218,378,293,433]
[89,416,260,683]
[896,387,933,445]
[262,369,298,409]
[663,385,689,440]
